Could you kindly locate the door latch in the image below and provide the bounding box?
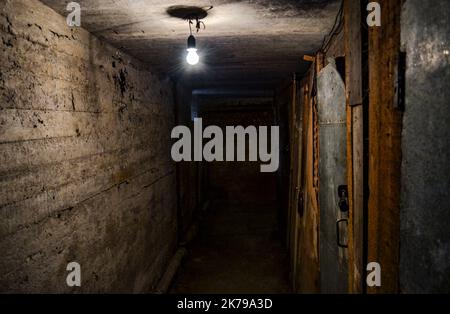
[336,218,348,248]
[337,185,349,212]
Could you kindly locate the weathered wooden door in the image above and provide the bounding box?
[317,59,348,293]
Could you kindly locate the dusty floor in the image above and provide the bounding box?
[170,201,291,294]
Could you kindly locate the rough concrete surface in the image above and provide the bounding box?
[39,0,341,88]
[400,0,450,293]
[0,0,177,292]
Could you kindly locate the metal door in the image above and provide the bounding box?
[317,58,348,293]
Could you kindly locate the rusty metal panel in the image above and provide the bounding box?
[317,59,348,293]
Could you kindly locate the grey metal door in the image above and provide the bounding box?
[317,59,348,293]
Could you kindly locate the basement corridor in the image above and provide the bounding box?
[170,202,290,294]
[0,0,449,296]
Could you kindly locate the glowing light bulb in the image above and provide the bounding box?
[186,48,199,65]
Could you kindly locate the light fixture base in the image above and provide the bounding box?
[166,6,209,20]
[187,35,196,49]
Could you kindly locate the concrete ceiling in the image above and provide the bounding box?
[41,0,341,89]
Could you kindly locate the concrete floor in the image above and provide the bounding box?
[170,201,291,294]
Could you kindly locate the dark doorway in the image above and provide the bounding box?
[170,94,291,293]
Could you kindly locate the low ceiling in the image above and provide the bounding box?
[42,0,341,89]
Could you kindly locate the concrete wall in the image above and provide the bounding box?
[400,0,450,293]
[0,0,177,292]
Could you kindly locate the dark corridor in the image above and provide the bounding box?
[1,0,449,297]
[171,95,290,293]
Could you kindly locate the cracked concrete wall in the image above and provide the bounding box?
[400,0,450,293]
[0,0,177,292]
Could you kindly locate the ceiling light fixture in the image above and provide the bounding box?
[186,35,199,65]
[185,17,205,66]
[186,23,200,65]
[166,5,212,66]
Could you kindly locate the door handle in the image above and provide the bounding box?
[336,218,348,248]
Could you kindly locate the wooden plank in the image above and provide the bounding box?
[287,78,295,277]
[367,0,402,294]
[303,55,315,62]
[352,105,364,290]
[344,0,364,293]
[274,79,294,248]
[313,53,323,191]
[344,0,363,107]
[296,60,321,293]
[291,79,304,291]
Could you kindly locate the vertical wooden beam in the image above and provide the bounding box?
[290,76,301,290]
[287,76,297,287]
[313,53,324,193]
[296,66,320,293]
[344,0,364,294]
[367,0,402,294]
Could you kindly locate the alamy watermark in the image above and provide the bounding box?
[367,2,381,27]
[366,262,381,287]
[171,118,279,173]
[66,2,81,27]
[66,261,81,287]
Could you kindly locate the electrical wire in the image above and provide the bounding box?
[188,19,193,35]
[320,0,344,54]
[188,17,206,35]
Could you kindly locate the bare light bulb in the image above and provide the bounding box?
[186,48,199,65]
